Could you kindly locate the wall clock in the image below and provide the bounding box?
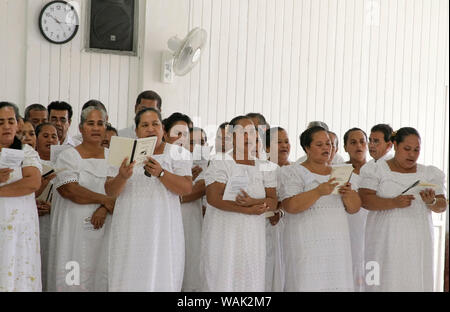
[39,0,79,44]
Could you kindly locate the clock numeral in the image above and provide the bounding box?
[50,7,54,12]
[45,27,48,31]
[43,19,47,24]
[56,5,61,10]
[46,13,50,17]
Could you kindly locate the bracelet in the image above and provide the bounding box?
[426,197,437,206]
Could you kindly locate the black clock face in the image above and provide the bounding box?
[39,0,79,44]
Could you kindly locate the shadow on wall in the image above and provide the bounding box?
[445,233,449,292]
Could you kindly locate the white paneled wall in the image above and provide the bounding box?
[23,0,143,135]
[0,0,27,106]
[185,0,449,168]
[184,0,449,291]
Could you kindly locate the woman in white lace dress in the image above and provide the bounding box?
[200,116,278,292]
[0,102,42,292]
[359,127,448,291]
[342,128,369,291]
[279,126,361,292]
[265,127,291,292]
[34,123,59,291]
[106,108,193,291]
[47,106,115,292]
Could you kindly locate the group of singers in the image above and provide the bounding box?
[0,89,447,292]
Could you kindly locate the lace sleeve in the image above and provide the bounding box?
[54,148,80,188]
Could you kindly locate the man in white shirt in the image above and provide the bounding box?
[118,90,162,139]
[47,101,81,147]
[368,123,394,163]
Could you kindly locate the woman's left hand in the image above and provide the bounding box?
[420,188,436,205]
[235,190,256,207]
[91,206,108,230]
[144,157,163,177]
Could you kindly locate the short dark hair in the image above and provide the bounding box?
[371,124,393,143]
[343,128,367,146]
[265,127,286,150]
[82,99,107,113]
[246,113,268,127]
[300,126,328,153]
[24,104,47,120]
[47,101,73,120]
[106,124,118,135]
[35,122,57,137]
[228,115,253,134]
[218,122,229,130]
[390,127,421,144]
[0,101,19,120]
[136,90,162,111]
[163,112,192,133]
[135,107,162,128]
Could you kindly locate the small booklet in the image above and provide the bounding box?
[330,164,354,195]
[222,175,249,201]
[107,136,157,167]
[38,164,55,203]
[0,148,24,168]
[403,181,439,196]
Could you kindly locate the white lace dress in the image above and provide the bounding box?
[346,173,368,291]
[279,164,354,292]
[360,160,446,292]
[47,147,110,292]
[200,156,277,292]
[108,143,192,291]
[0,144,42,291]
[181,168,205,292]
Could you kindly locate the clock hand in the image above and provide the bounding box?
[49,14,61,25]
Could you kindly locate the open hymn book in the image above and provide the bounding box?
[107,136,157,167]
[330,164,354,195]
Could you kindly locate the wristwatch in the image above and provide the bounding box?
[158,169,165,179]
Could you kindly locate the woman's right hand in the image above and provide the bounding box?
[118,158,135,180]
[0,168,14,183]
[392,195,415,208]
[316,178,339,196]
[36,200,51,216]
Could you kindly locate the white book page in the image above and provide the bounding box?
[133,136,157,166]
[0,148,24,168]
[330,164,354,195]
[107,136,135,167]
[222,175,249,201]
